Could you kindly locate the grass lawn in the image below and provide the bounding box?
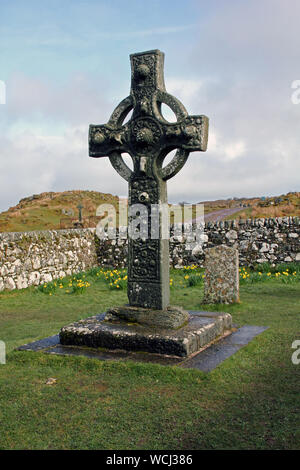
[0,267,299,450]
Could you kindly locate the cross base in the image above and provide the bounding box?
[59,311,232,357]
[105,305,189,329]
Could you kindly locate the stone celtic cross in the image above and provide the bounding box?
[89,49,208,310]
[77,203,83,222]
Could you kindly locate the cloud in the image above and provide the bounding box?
[0,123,128,212]
[165,78,203,104]
[0,21,195,48]
[0,0,299,213]
[55,25,196,44]
[6,73,112,125]
[223,141,246,161]
[164,0,300,201]
[0,71,129,211]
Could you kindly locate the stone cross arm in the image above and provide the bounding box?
[89,113,208,157]
[89,49,209,182]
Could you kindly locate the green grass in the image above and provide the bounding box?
[0,267,299,450]
[224,207,253,220]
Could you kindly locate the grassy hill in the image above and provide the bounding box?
[0,190,299,233]
[224,192,300,220]
[0,190,121,233]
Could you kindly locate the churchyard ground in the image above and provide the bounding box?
[0,264,299,450]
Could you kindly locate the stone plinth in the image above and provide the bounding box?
[105,305,189,329]
[59,311,232,357]
[203,245,239,304]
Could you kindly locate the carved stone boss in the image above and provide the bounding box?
[89,49,209,310]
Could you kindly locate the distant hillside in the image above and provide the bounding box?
[0,190,121,233]
[0,190,298,233]
[199,192,300,220]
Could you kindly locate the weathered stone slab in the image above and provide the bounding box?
[59,311,232,357]
[181,325,269,371]
[18,334,60,351]
[105,305,189,329]
[17,324,268,371]
[182,343,241,372]
[47,345,181,366]
[221,325,268,345]
[203,245,239,304]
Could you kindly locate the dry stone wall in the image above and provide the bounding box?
[0,217,299,291]
[0,229,98,291]
[96,217,300,268]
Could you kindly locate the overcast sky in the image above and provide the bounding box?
[0,0,299,212]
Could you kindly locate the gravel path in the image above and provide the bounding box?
[192,207,243,223]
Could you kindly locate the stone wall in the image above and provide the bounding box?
[0,229,98,291]
[0,217,299,291]
[96,217,300,268]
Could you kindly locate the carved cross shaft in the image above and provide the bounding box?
[77,203,83,222]
[89,49,208,310]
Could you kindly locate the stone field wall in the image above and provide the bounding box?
[96,217,300,268]
[0,217,299,291]
[0,229,98,291]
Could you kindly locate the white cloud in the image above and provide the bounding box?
[167,78,203,106]
[0,123,128,212]
[223,141,246,161]
[1,1,299,213]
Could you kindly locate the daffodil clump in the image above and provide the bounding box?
[37,281,57,296]
[95,265,206,290]
[239,264,299,284]
[67,276,91,294]
[95,268,128,290]
[239,267,251,281]
[38,272,91,295]
[178,265,205,288]
[36,261,299,297]
[182,264,199,273]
